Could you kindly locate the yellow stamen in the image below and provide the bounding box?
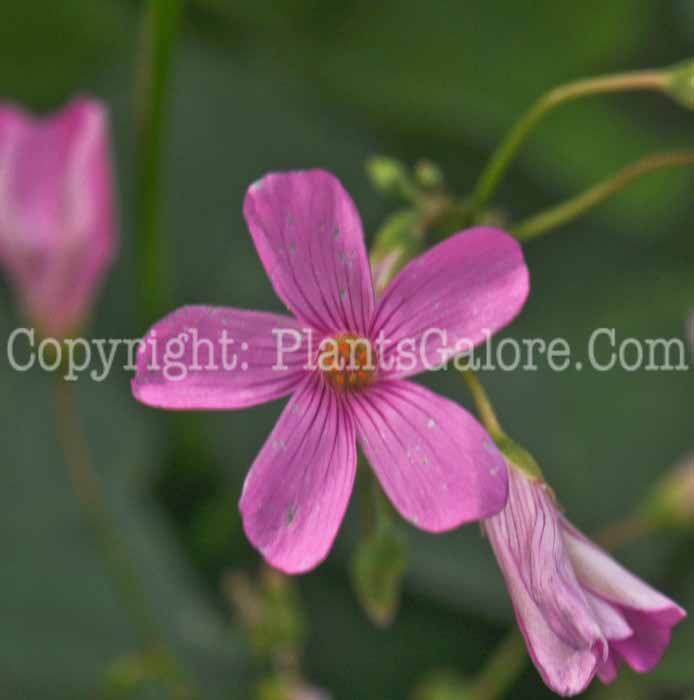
[318,333,376,392]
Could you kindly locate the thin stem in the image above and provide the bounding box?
[468,629,526,700]
[460,369,504,440]
[357,458,378,535]
[595,512,650,551]
[470,69,668,215]
[512,151,694,242]
[134,0,183,328]
[357,456,397,535]
[53,379,163,648]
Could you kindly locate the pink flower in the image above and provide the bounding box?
[132,170,529,573]
[485,465,686,696]
[0,97,116,338]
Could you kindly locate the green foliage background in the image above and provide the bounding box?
[0,1,692,698]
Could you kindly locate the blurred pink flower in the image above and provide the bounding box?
[0,97,116,338]
[485,466,686,696]
[133,170,529,573]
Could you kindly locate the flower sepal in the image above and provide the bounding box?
[493,433,544,481]
[639,453,694,531]
[369,209,423,294]
[665,58,694,110]
[351,469,407,627]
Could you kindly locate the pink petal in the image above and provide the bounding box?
[370,227,529,378]
[487,468,607,656]
[485,510,600,696]
[563,521,685,679]
[596,652,620,684]
[239,373,357,573]
[347,380,508,531]
[612,608,679,673]
[243,169,374,335]
[585,592,632,641]
[132,305,308,410]
[0,98,116,337]
[563,523,687,623]
[596,608,682,681]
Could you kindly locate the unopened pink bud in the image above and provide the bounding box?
[0,97,116,338]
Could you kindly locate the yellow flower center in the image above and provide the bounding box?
[318,334,376,392]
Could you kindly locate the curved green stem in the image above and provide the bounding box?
[53,379,171,654]
[53,379,202,696]
[54,379,202,699]
[595,512,650,551]
[512,151,694,242]
[460,369,504,440]
[468,629,526,700]
[470,69,668,215]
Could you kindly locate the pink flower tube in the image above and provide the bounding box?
[133,169,531,573]
[485,465,686,696]
[0,97,116,338]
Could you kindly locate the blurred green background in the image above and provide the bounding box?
[1,1,693,698]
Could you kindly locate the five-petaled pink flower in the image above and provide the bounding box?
[0,97,116,338]
[132,170,530,573]
[485,465,686,696]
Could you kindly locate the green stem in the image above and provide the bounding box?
[512,151,694,242]
[357,458,378,535]
[460,369,504,440]
[134,0,183,328]
[470,69,668,215]
[595,512,650,551]
[468,629,526,700]
[53,379,201,696]
[52,378,163,649]
[357,456,395,534]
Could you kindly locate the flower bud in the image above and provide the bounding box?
[0,97,116,338]
[366,155,409,194]
[351,513,407,627]
[664,59,694,110]
[640,453,694,531]
[414,160,444,189]
[369,209,422,294]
